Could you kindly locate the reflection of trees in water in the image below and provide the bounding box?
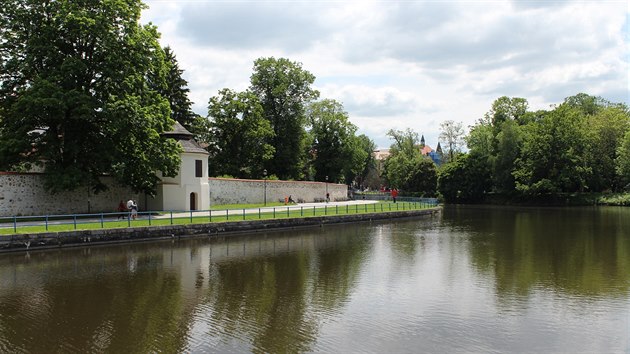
[0,224,376,353]
[0,249,191,353]
[203,226,373,353]
[448,206,630,300]
[206,254,316,353]
[310,227,372,311]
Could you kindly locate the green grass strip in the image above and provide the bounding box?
[0,202,435,235]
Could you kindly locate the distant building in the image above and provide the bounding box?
[419,135,442,165]
[372,148,390,180]
[373,149,391,161]
[373,135,441,167]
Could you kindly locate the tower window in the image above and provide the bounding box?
[195,160,202,177]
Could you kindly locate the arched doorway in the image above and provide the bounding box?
[190,192,197,211]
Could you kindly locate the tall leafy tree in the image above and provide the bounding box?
[0,0,180,195]
[383,128,437,194]
[386,128,419,156]
[484,97,528,192]
[438,153,491,202]
[308,99,357,182]
[485,96,529,128]
[563,93,605,116]
[466,121,493,157]
[206,89,274,178]
[385,153,437,195]
[250,57,319,180]
[492,120,522,192]
[560,94,630,192]
[584,105,630,191]
[615,129,630,188]
[345,134,376,188]
[513,105,590,194]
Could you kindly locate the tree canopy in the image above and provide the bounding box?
[308,99,358,183]
[205,88,274,179]
[443,93,630,202]
[382,128,437,196]
[250,57,319,180]
[202,57,374,186]
[0,0,181,195]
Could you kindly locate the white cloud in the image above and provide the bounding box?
[142,0,630,149]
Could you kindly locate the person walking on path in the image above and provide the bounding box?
[117,200,127,220]
[127,199,138,220]
[391,188,398,203]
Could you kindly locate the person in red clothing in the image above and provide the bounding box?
[117,200,127,219]
[391,188,398,203]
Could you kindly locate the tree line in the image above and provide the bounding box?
[3,1,627,202]
[198,57,376,185]
[438,94,630,203]
[377,93,630,203]
[0,0,375,196]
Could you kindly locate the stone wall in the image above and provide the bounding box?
[0,172,140,217]
[0,173,349,217]
[209,178,347,205]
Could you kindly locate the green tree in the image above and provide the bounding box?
[485,96,529,128]
[466,121,493,157]
[492,120,522,192]
[406,156,437,196]
[250,57,319,180]
[584,105,630,191]
[206,89,274,178]
[0,0,180,195]
[437,153,492,202]
[484,97,528,193]
[308,99,357,182]
[513,105,590,194]
[615,129,630,188]
[344,134,376,188]
[157,46,197,132]
[563,92,605,115]
[383,128,437,195]
[386,128,419,156]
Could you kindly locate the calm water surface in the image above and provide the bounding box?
[0,206,629,353]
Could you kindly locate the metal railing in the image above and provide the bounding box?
[0,200,438,235]
[352,193,439,204]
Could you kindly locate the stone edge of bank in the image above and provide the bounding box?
[0,207,441,253]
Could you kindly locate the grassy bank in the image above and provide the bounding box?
[480,192,630,206]
[596,193,630,206]
[210,202,287,210]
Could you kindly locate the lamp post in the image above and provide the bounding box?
[263,169,267,206]
[325,175,329,202]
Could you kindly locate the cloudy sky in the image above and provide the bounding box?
[142,0,629,149]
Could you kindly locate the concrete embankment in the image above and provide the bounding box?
[0,207,441,253]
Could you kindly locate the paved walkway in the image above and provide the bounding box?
[157,200,379,219]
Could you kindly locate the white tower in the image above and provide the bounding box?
[148,121,209,211]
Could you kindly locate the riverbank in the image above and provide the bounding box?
[479,192,630,206]
[0,206,441,253]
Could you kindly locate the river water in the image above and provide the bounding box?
[0,205,629,353]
